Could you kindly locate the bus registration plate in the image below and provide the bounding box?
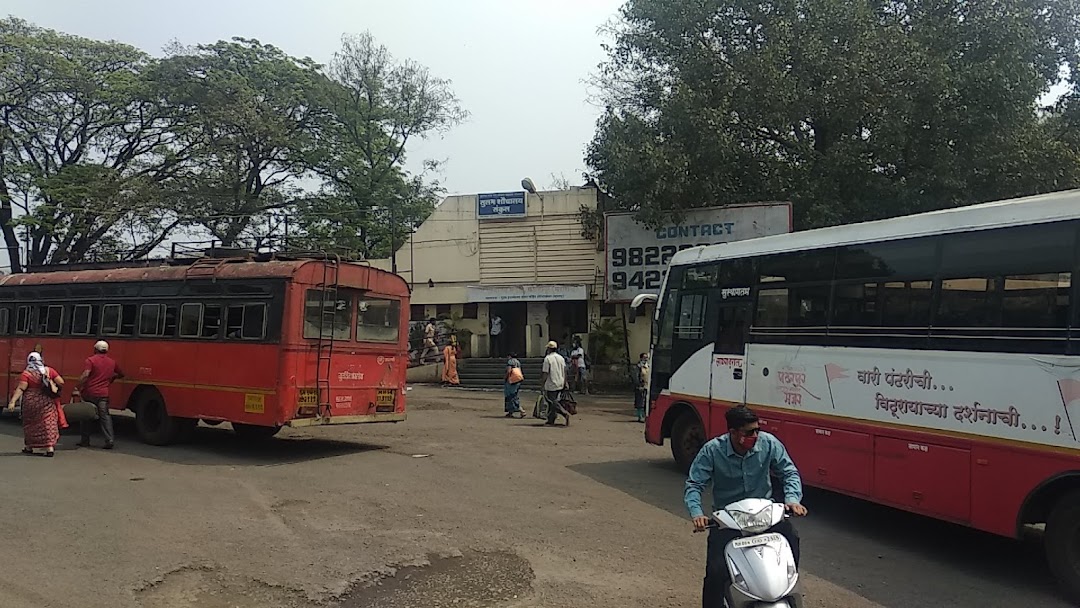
[731,533,781,549]
[376,389,395,412]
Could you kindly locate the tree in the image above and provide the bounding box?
[303,32,467,260]
[0,18,188,269]
[156,38,329,247]
[587,0,1080,230]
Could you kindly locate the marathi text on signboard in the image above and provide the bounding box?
[466,284,588,303]
[477,192,527,219]
[603,203,792,302]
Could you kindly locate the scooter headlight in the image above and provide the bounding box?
[727,506,773,534]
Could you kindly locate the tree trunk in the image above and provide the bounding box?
[0,184,22,274]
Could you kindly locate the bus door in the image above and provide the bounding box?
[709,296,753,436]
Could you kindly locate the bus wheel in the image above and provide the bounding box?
[671,412,706,474]
[133,389,181,446]
[1046,490,1080,602]
[233,423,281,441]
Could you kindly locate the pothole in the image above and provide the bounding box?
[135,565,311,608]
[337,550,534,608]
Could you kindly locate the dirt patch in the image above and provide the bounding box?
[135,565,311,608]
[410,400,455,411]
[337,550,534,608]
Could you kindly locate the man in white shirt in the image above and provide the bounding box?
[541,340,570,426]
[569,338,589,395]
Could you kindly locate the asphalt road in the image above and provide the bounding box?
[575,408,1074,607]
[0,386,1065,607]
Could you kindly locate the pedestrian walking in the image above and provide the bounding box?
[421,318,438,363]
[541,341,571,427]
[75,340,123,449]
[7,352,65,457]
[504,353,525,417]
[441,336,461,386]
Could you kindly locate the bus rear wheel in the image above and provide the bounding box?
[671,412,706,474]
[1046,490,1080,603]
[233,423,281,441]
[133,389,183,446]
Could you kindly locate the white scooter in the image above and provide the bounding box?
[705,498,803,608]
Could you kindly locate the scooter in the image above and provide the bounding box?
[703,498,804,608]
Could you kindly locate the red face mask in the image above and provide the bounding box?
[738,429,759,450]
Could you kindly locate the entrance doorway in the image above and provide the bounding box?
[547,301,589,351]
[489,302,526,358]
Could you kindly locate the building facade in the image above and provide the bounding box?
[371,185,653,360]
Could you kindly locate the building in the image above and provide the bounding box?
[371,184,652,360]
[371,183,790,369]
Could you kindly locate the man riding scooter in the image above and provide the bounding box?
[685,405,808,607]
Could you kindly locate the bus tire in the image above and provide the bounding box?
[133,389,181,446]
[671,412,706,474]
[233,423,281,441]
[1046,490,1080,603]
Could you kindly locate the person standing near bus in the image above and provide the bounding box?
[7,352,65,457]
[75,340,123,450]
[633,352,649,423]
[685,405,807,607]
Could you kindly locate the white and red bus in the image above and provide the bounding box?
[0,253,409,445]
[632,189,1080,600]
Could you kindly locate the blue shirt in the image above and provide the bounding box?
[684,431,803,518]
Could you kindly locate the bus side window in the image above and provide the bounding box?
[15,305,30,335]
[0,307,9,335]
[71,304,97,336]
[201,305,223,339]
[139,304,166,336]
[101,304,122,335]
[33,304,63,335]
[179,304,202,338]
[163,305,179,337]
[225,303,267,340]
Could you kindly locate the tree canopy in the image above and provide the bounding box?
[586,0,1080,229]
[0,18,465,270]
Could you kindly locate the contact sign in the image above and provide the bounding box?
[604,204,792,302]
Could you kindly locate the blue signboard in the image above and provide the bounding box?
[477,191,527,219]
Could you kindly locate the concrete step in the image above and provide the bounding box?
[456,357,551,389]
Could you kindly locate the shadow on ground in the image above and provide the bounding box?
[0,415,387,467]
[570,457,1070,608]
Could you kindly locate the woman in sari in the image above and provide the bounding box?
[504,353,525,418]
[7,352,66,457]
[441,336,460,386]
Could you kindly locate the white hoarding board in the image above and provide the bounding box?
[604,203,792,302]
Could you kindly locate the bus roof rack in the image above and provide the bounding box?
[22,241,374,274]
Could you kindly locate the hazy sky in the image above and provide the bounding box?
[5,0,627,196]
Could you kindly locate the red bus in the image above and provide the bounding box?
[632,189,1080,600]
[0,254,408,444]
